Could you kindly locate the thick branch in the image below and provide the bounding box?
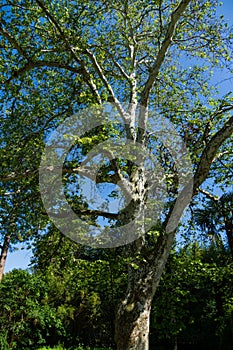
[1,161,129,197]
[44,208,118,220]
[4,60,83,84]
[193,114,233,192]
[164,113,233,233]
[140,0,191,107]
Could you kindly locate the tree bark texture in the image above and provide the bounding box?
[115,231,175,350]
[0,234,10,282]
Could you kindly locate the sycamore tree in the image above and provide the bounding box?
[1,1,233,349]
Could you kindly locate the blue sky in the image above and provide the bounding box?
[218,0,233,20]
[5,246,32,272]
[4,0,233,273]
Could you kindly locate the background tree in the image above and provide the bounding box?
[0,269,66,350]
[194,192,233,259]
[151,243,233,350]
[1,1,233,349]
[31,227,127,348]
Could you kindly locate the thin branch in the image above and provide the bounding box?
[35,0,102,104]
[213,151,231,163]
[199,188,219,201]
[84,49,127,120]
[0,162,119,185]
[111,57,130,81]
[0,169,38,183]
[0,23,28,58]
[158,0,163,49]
[217,158,233,176]
[5,1,31,10]
[212,104,233,118]
[214,77,233,88]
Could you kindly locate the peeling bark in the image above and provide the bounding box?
[115,231,175,350]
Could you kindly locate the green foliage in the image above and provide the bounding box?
[0,270,66,350]
[0,229,127,348]
[194,192,233,258]
[36,347,111,350]
[31,228,127,348]
[37,347,67,350]
[37,347,112,350]
[151,244,233,349]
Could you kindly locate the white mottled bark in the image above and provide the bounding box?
[115,231,175,350]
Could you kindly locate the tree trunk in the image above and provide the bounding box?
[174,337,178,350]
[225,219,233,260]
[0,234,11,282]
[115,265,154,350]
[115,231,175,350]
